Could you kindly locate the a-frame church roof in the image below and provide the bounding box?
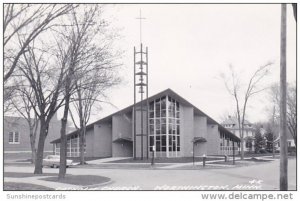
[51,88,240,143]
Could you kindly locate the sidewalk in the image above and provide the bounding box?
[159,155,277,169]
[87,157,132,164]
[159,159,225,169]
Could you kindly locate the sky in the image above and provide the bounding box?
[83,4,296,125]
[31,4,294,126]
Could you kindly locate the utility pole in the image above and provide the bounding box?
[279,3,288,191]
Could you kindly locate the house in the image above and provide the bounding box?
[274,131,296,152]
[221,116,255,152]
[51,88,240,158]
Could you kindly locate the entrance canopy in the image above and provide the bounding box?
[113,137,133,143]
[192,137,207,143]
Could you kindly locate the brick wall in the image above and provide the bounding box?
[4,116,61,160]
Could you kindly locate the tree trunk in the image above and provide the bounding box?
[31,149,36,164]
[59,117,68,179]
[58,59,74,179]
[30,135,36,164]
[34,121,48,174]
[241,123,245,160]
[77,89,86,165]
[29,126,36,164]
[279,3,288,191]
[240,138,244,160]
[237,117,244,160]
[59,86,72,179]
[79,127,85,165]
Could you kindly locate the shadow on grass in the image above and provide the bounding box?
[4,172,64,178]
[40,175,110,186]
[4,182,54,191]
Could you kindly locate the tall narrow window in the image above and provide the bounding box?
[149,96,180,157]
[8,132,14,143]
[14,132,19,143]
[8,131,20,144]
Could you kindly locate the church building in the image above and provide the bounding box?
[51,88,240,158]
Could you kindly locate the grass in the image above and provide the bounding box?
[245,158,272,162]
[171,164,236,170]
[4,162,34,167]
[109,156,224,163]
[76,163,169,169]
[40,175,110,186]
[4,172,68,178]
[15,158,33,163]
[243,152,280,157]
[4,182,54,191]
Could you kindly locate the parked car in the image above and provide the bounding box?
[42,155,73,168]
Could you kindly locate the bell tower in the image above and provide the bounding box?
[133,10,149,160]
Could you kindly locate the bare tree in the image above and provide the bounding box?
[4,4,73,82]
[10,85,39,164]
[70,69,120,165]
[4,5,74,169]
[67,8,121,165]
[287,85,296,148]
[268,83,296,148]
[52,5,121,178]
[4,85,18,114]
[18,44,66,174]
[221,62,272,159]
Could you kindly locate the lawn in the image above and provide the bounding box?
[4,182,54,191]
[243,153,280,158]
[40,175,110,186]
[244,157,273,162]
[76,163,169,169]
[109,156,225,163]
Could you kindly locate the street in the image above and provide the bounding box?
[4,158,296,190]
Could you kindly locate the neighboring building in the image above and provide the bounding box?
[287,139,296,148]
[4,114,67,160]
[221,116,255,152]
[274,131,296,151]
[51,89,240,158]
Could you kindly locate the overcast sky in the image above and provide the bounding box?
[70,4,296,125]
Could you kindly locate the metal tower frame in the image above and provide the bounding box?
[133,43,149,160]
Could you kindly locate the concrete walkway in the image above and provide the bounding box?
[159,159,225,169]
[87,157,131,164]
[159,155,275,169]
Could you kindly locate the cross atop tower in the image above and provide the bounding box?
[133,10,149,160]
[136,9,146,44]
